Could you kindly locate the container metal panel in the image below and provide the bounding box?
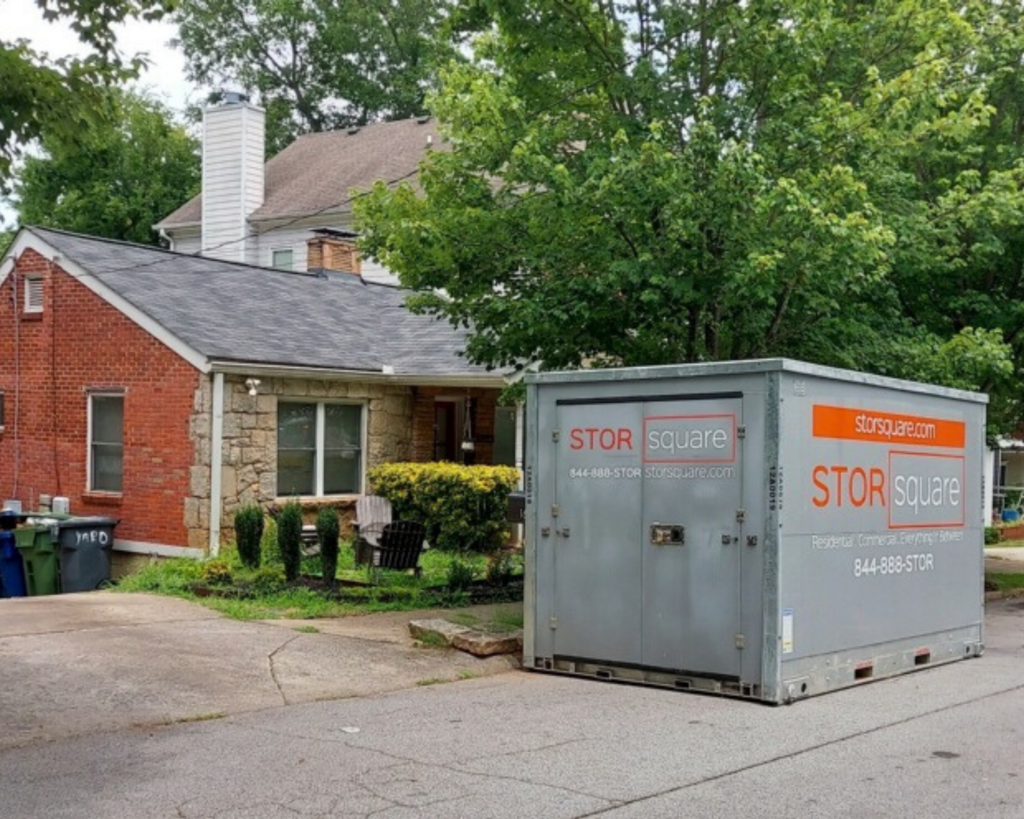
[551,401,644,664]
[639,396,743,678]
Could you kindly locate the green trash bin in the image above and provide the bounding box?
[14,524,60,596]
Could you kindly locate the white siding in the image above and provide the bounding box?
[170,233,202,255]
[201,103,265,263]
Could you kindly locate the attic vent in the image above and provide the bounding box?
[24,277,43,313]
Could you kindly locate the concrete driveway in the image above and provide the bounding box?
[0,592,518,751]
[1,599,1022,819]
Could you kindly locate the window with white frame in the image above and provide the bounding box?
[271,248,294,270]
[277,401,363,496]
[89,394,124,492]
[24,277,43,313]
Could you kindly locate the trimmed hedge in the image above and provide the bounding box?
[317,506,340,584]
[234,505,264,569]
[368,462,520,552]
[278,501,303,582]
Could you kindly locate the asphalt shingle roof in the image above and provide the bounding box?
[155,117,443,229]
[29,227,496,379]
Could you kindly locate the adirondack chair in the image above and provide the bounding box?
[352,495,393,565]
[370,521,426,583]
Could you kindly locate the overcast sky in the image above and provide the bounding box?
[2,0,198,226]
[4,0,195,111]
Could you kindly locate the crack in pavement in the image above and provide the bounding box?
[235,722,616,807]
[0,616,224,641]
[571,680,1024,818]
[268,634,302,706]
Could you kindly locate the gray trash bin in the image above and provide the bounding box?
[57,517,118,592]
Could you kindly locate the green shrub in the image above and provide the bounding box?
[446,557,477,590]
[247,565,286,594]
[486,550,517,586]
[369,462,520,552]
[234,505,265,569]
[278,501,303,582]
[201,559,233,586]
[261,517,280,565]
[317,506,340,585]
[985,526,1002,545]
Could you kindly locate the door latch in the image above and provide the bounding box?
[556,527,570,538]
[541,527,551,538]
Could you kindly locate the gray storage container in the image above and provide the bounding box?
[57,517,118,593]
[524,359,987,703]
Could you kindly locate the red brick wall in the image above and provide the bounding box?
[410,387,498,464]
[0,248,202,548]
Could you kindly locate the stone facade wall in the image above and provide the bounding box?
[186,375,417,547]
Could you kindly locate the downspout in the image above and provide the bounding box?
[209,372,225,556]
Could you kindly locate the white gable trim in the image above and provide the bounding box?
[1,229,211,373]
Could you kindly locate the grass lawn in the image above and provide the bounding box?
[989,539,1024,548]
[987,571,1024,594]
[116,541,520,621]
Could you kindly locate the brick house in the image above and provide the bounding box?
[0,227,513,569]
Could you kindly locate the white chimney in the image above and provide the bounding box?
[201,94,265,264]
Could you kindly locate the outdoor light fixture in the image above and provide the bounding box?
[460,396,475,452]
[245,378,261,396]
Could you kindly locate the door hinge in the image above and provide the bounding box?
[736,509,746,523]
[735,634,746,649]
[737,425,746,439]
[549,616,558,630]
[551,503,560,518]
[552,430,560,443]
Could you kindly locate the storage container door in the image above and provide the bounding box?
[641,397,744,679]
[552,401,644,665]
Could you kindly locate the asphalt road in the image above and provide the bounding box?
[3,599,1023,819]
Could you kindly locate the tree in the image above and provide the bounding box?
[0,0,170,186]
[11,90,200,245]
[174,0,456,154]
[355,0,1019,428]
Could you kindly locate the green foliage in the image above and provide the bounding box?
[369,462,520,552]
[0,0,169,184]
[115,558,204,594]
[446,557,477,591]
[260,516,280,565]
[174,0,456,153]
[316,506,341,584]
[200,559,233,586]
[485,549,517,586]
[355,0,1024,433]
[245,565,286,595]
[233,505,265,570]
[277,502,303,582]
[985,527,1003,546]
[11,89,200,244]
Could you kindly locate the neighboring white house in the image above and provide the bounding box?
[154,98,522,475]
[154,94,441,283]
[989,439,1024,523]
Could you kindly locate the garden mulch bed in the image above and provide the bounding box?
[190,577,524,606]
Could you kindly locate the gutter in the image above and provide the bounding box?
[209,359,508,389]
[209,372,225,556]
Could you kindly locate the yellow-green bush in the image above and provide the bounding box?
[368,462,520,552]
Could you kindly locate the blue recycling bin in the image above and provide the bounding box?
[0,511,27,598]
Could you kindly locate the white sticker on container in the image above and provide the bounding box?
[782,609,794,655]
